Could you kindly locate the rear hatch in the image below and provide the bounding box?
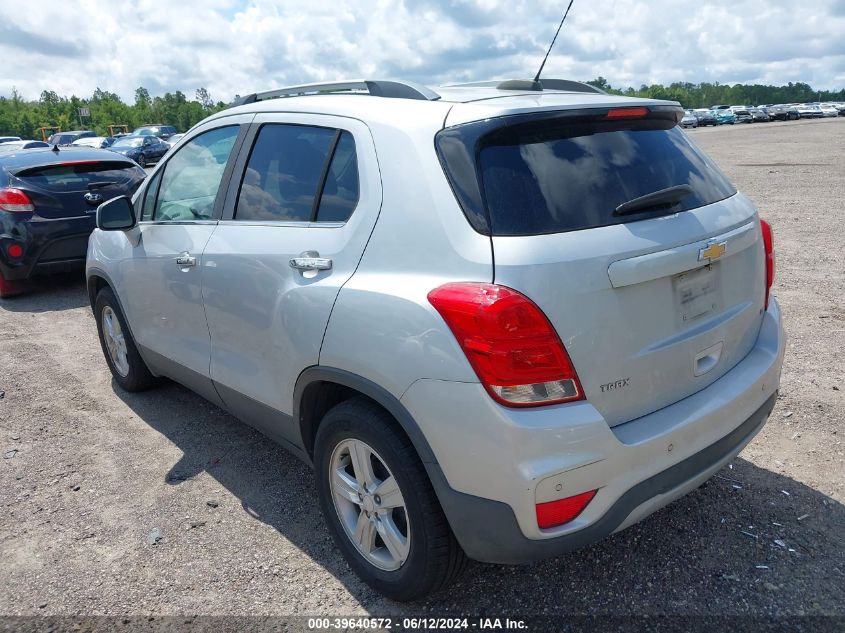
[437,104,766,426]
[10,157,144,219]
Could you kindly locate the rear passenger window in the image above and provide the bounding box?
[316,131,359,222]
[236,124,358,223]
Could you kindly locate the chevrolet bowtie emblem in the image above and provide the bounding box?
[699,241,727,261]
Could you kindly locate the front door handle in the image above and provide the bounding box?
[290,251,332,272]
[175,252,197,267]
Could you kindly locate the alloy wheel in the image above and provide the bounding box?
[102,306,130,377]
[329,438,410,571]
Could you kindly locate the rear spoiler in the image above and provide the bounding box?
[11,157,138,177]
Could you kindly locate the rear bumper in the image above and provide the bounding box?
[0,212,94,281]
[404,299,785,564]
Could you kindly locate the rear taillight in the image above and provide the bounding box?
[0,188,34,213]
[760,219,775,309]
[6,243,23,259]
[427,282,584,407]
[536,490,597,529]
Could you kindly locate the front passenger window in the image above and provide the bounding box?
[153,126,239,222]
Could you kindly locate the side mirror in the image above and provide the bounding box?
[97,196,136,231]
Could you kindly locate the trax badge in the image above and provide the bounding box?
[699,241,727,261]
[600,378,630,393]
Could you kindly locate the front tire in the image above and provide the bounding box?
[138,154,147,168]
[314,398,466,601]
[94,287,155,391]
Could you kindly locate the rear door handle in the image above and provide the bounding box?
[290,251,332,272]
[175,252,197,267]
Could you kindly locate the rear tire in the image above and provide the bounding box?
[94,287,155,391]
[314,397,467,601]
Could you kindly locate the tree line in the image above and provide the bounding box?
[2,79,844,139]
[0,87,228,139]
[586,78,845,109]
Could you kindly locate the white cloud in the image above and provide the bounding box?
[0,0,843,102]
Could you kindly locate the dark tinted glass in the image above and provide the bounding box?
[477,121,736,235]
[18,161,138,192]
[316,131,359,222]
[236,124,336,222]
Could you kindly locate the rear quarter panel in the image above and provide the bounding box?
[319,109,492,398]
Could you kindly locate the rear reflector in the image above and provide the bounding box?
[760,219,775,309]
[6,243,23,259]
[428,282,584,407]
[605,107,649,119]
[536,490,597,529]
[0,188,34,213]
[0,271,26,297]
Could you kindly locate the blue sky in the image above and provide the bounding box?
[1,0,844,102]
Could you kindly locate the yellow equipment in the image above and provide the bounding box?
[38,126,60,142]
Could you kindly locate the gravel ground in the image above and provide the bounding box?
[0,117,843,620]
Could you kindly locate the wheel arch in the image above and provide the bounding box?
[293,367,438,467]
[87,269,112,311]
[86,268,146,364]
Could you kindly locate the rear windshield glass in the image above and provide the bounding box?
[17,161,137,192]
[470,118,736,235]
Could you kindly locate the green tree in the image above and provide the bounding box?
[195,87,214,112]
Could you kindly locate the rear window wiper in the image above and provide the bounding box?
[614,184,694,216]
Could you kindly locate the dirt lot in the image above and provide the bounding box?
[0,117,843,620]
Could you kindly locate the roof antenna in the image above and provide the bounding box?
[533,0,575,85]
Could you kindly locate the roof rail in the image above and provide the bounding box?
[445,79,607,95]
[230,79,440,107]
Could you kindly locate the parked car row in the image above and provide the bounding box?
[0,121,187,294]
[681,101,844,129]
[15,124,182,167]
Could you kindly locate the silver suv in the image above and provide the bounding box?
[86,78,785,600]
